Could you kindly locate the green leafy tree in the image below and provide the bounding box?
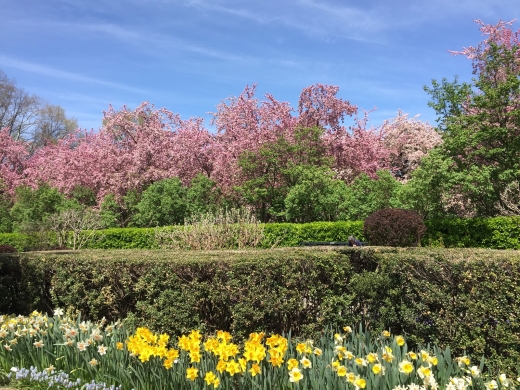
[341,170,403,221]
[283,165,349,222]
[99,190,141,228]
[0,183,12,232]
[423,21,520,216]
[132,178,187,227]
[9,184,76,232]
[237,127,332,222]
[186,174,221,217]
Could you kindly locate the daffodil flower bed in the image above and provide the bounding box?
[0,310,518,390]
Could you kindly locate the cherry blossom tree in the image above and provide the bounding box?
[24,103,214,202]
[382,110,442,182]
[0,127,30,193]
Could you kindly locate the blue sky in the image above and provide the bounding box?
[1,0,518,132]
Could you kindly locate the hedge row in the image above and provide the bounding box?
[423,216,520,249]
[1,216,520,251]
[1,247,520,374]
[0,221,365,251]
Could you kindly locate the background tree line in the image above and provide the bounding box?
[0,19,519,234]
[0,70,78,149]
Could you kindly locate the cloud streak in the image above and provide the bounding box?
[0,56,148,94]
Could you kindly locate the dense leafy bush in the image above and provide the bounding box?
[364,208,426,247]
[0,232,40,252]
[283,165,349,222]
[2,247,520,374]
[423,216,520,248]
[132,177,187,227]
[9,184,72,233]
[0,244,17,253]
[341,170,403,221]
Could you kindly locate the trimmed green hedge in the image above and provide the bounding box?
[2,217,520,251]
[0,232,40,252]
[262,221,364,247]
[424,216,520,249]
[1,247,520,374]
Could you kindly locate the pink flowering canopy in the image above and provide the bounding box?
[0,83,436,203]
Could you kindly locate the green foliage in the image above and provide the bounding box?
[0,232,38,252]
[424,43,520,216]
[4,216,520,251]
[423,216,520,249]
[9,184,73,233]
[263,221,364,247]
[237,127,333,222]
[283,165,349,222]
[0,184,13,233]
[423,76,473,131]
[342,170,403,221]
[3,247,520,374]
[99,191,141,228]
[377,248,520,374]
[186,174,221,217]
[364,208,426,247]
[69,185,97,207]
[83,227,160,249]
[132,178,187,227]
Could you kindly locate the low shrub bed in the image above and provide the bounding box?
[1,247,520,374]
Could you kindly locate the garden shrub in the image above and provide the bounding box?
[364,208,426,246]
[3,216,520,251]
[155,208,265,250]
[1,247,520,374]
[0,244,17,253]
[0,232,41,252]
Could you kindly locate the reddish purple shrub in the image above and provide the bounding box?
[364,208,426,247]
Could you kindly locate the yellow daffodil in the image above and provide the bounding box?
[289,367,303,383]
[296,343,307,354]
[216,360,227,373]
[300,357,312,369]
[366,353,378,364]
[287,358,299,370]
[355,376,366,389]
[372,364,385,375]
[226,360,241,375]
[418,366,431,378]
[337,365,347,377]
[186,367,198,381]
[204,371,217,386]
[399,360,414,375]
[269,355,284,367]
[249,363,261,377]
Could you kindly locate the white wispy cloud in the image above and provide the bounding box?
[0,56,148,94]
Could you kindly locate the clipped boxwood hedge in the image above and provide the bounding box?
[1,216,520,251]
[1,247,520,374]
